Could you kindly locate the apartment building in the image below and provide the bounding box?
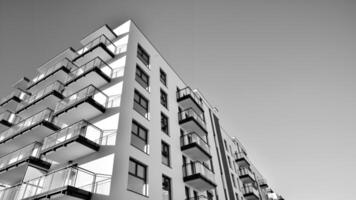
[0,20,284,200]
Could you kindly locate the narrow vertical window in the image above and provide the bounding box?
[160,68,167,86]
[160,89,168,108]
[162,175,172,200]
[137,44,150,67]
[133,90,149,118]
[161,141,170,167]
[131,120,148,153]
[135,65,149,91]
[161,113,169,135]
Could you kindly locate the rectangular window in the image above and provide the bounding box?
[162,175,172,200]
[161,141,170,166]
[131,120,148,153]
[134,90,149,118]
[160,69,167,86]
[128,158,148,195]
[135,65,149,90]
[137,44,150,67]
[224,139,228,150]
[231,173,236,188]
[160,89,168,108]
[228,156,232,168]
[161,113,169,135]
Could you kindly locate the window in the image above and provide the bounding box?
[161,141,170,166]
[134,90,149,118]
[224,140,228,150]
[162,175,172,200]
[228,156,232,168]
[160,89,168,108]
[161,113,169,135]
[231,173,236,188]
[128,158,148,195]
[160,69,167,86]
[131,120,148,153]
[135,65,149,90]
[137,44,150,67]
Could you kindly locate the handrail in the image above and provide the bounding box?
[77,34,117,55]
[178,108,206,128]
[177,87,203,108]
[181,132,210,154]
[41,120,103,151]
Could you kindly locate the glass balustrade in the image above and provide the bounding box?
[181,132,210,154]
[77,34,117,55]
[178,108,207,129]
[177,87,203,108]
[183,161,215,183]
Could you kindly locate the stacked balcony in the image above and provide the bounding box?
[16,81,66,118]
[41,120,103,163]
[0,108,60,155]
[181,132,211,162]
[65,57,113,93]
[182,161,216,191]
[0,110,21,130]
[0,89,30,112]
[238,168,256,184]
[258,179,268,189]
[54,85,108,124]
[0,166,111,200]
[242,185,260,200]
[27,58,78,93]
[178,109,207,137]
[235,152,250,167]
[0,142,50,185]
[177,87,204,114]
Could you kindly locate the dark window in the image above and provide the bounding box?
[231,173,236,188]
[160,89,168,108]
[160,69,167,86]
[224,140,228,150]
[128,158,147,195]
[162,175,172,200]
[161,113,169,135]
[131,120,148,153]
[207,191,214,200]
[135,65,149,90]
[134,90,149,118]
[137,44,150,67]
[228,156,232,168]
[161,141,170,166]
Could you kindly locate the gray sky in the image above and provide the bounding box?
[1,0,355,199]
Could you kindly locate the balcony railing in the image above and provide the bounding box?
[66,57,113,83]
[0,142,41,171]
[41,120,103,151]
[178,108,207,129]
[177,87,203,108]
[239,168,255,179]
[242,185,259,197]
[29,58,78,87]
[0,166,111,200]
[0,90,29,106]
[0,110,21,126]
[0,108,56,143]
[77,34,117,55]
[181,132,210,154]
[16,81,65,112]
[55,85,108,114]
[183,161,215,183]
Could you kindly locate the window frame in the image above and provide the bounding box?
[161,141,171,167]
[160,89,168,108]
[137,44,150,67]
[161,112,169,135]
[128,158,148,196]
[162,175,172,200]
[133,90,149,118]
[131,120,149,153]
[160,68,167,86]
[135,65,150,91]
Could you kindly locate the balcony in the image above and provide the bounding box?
[0,142,50,185]
[16,81,66,118]
[0,89,30,111]
[41,120,103,163]
[179,109,207,137]
[0,110,21,130]
[54,85,108,124]
[182,161,216,191]
[177,87,204,114]
[238,168,256,184]
[181,132,211,162]
[27,58,78,92]
[242,185,260,200]
[258,179,268,189]
[75,34,117,63]
[0,108,60,155]
[65,57,113,93]
[235,152,250,167]
[0,166,111,200]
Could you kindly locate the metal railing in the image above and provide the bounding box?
[0,90,29,105]
[178,108,206,129]
[66,57,113,83]
[177,87,203,109]
[242,185,259,196]
[0,142,42,171]
[17,81,65,111]
[30,58,78,85]
[55,85,108,113]
[0,110,21,125]
[41,120,103,152]
[0,108,56,142]
[181,132,210,154]
[183,161,215,183]
[0,166,111,200]
[239,168,255,179]
[235,152,249,162]
[77,34,117,55]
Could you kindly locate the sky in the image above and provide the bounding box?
[1,0,356,199]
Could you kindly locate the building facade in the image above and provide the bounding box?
[0,20,284,200]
